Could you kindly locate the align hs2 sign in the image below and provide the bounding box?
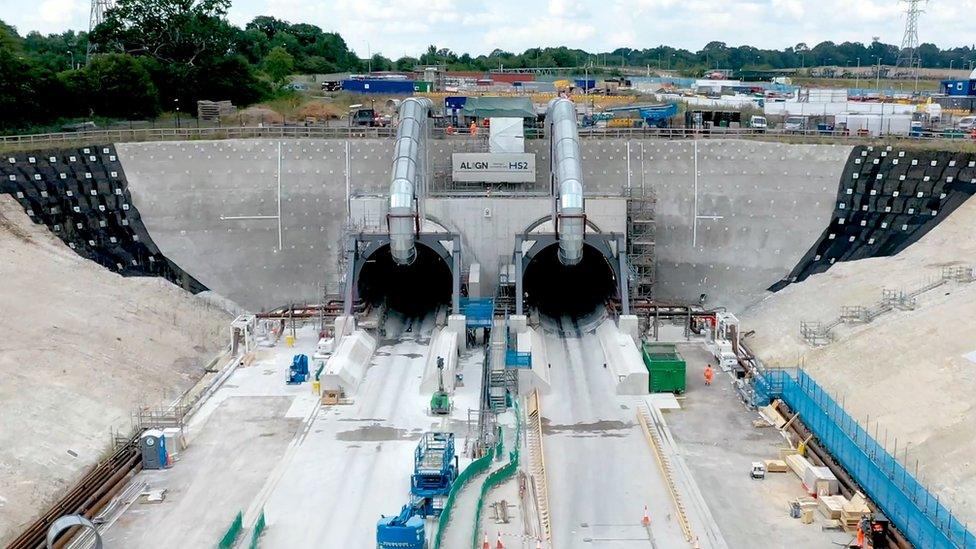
[451,153,536,183]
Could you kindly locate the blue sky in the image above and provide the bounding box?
[5,0,976,57]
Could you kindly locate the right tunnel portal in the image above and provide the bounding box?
[522,242,618,318]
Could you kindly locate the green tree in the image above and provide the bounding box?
[262,46,294,84]
[92,0,234,64]
[86,54,159,118]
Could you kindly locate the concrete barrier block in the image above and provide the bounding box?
[447,314,466,334]
[596,319,649,395]
[420,328,460,394]
[618,315,639,344]
[508,314,528,334]
[334,315,356,347]
[520,327,551,394]
[321,329,376,396]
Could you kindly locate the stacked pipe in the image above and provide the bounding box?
[546,98,585,266]
[388,97,433,266]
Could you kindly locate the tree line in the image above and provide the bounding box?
[1,0,975,132]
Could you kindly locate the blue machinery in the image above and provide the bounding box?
[286,354,309,384]
[377,433,459,549]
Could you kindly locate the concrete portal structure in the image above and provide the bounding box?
[343,232,461,315]
[115,138,854,313]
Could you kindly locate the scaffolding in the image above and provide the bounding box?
[800,265,974,346]
[626,185,656,300]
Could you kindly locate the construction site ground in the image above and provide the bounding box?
[664,344,852,549]
[104,314,486,548]
[741,196,976,526]
[0,195,229,545]
[541,318,699,549]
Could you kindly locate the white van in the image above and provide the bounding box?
[749,115,768,131]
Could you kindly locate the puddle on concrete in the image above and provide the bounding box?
[336,424,424,442]
[399,353,423,359]
[338,417,388,422]
[541,418,633,437]
[374,351,391,357]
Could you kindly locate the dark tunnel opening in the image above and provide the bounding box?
[357,243,453,316]
[523,243,617,318]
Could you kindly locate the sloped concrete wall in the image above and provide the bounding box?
[116,137,851,312]
[118,139,391,310]
[577,139,851,311]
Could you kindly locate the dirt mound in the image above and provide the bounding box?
[0,195,230,542]
[741,196,976,526]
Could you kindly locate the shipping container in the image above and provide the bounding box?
[941,79,976,97]
[341,79,416,94]
[491,72,535,84]
[413,81,433,93]
[641,342,686,394]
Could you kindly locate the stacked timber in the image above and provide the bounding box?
[803,466,839,496]
[818,495,848,519]
[764,459,789,473]
[840,493,872,532]
[785,453,813,479]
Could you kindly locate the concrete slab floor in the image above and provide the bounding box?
[664,343,853,549]
[542,324,691,549]
[103,317,486,548]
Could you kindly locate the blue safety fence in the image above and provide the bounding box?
[504,329,532,369]
[460,298,494,329]
[756,368,975,549]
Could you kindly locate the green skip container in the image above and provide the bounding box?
[641,342,687,394]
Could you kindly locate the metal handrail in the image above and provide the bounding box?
[3,124,975,151]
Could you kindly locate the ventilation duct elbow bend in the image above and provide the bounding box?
[388,97,433,266]
[547,98,585,266]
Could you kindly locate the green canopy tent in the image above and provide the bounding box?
[460,96,537,119]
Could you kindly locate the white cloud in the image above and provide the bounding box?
[4,0,976,55]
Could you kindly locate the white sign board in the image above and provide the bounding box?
[488,117,525,153]
[452,153,536,183]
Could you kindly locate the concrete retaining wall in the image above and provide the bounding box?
[420,327,460,394]
[113,138,853,312]
[595,319,648,395]
[321,329,377,395]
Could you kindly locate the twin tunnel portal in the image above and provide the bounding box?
[346,96,629,322]
[352,233,623,319]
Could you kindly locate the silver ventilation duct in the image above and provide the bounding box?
[388,97,433,266]
[546,98,585,266]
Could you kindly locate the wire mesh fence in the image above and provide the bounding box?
[756,368,975,549]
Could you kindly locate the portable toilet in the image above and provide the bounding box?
[140,429,168,470]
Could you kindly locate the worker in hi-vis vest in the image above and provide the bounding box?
[704,364,714,386]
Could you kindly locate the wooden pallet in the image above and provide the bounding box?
[637,403,694,542]
[525,390,552,543]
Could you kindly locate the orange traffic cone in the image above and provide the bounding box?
[642,505,651,527]
[482,533,490,549]
[495,532,505,549]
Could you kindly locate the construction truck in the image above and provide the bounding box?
[410,432,459,517]
[376,432,459,548]
[376,502,426,549]
[599,103,679,128]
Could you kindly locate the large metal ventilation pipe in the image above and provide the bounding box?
[388,97,433,266]
[547,98,585,266]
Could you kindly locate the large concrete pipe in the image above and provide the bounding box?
[388,97,433,266]
[546,98,584,266]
